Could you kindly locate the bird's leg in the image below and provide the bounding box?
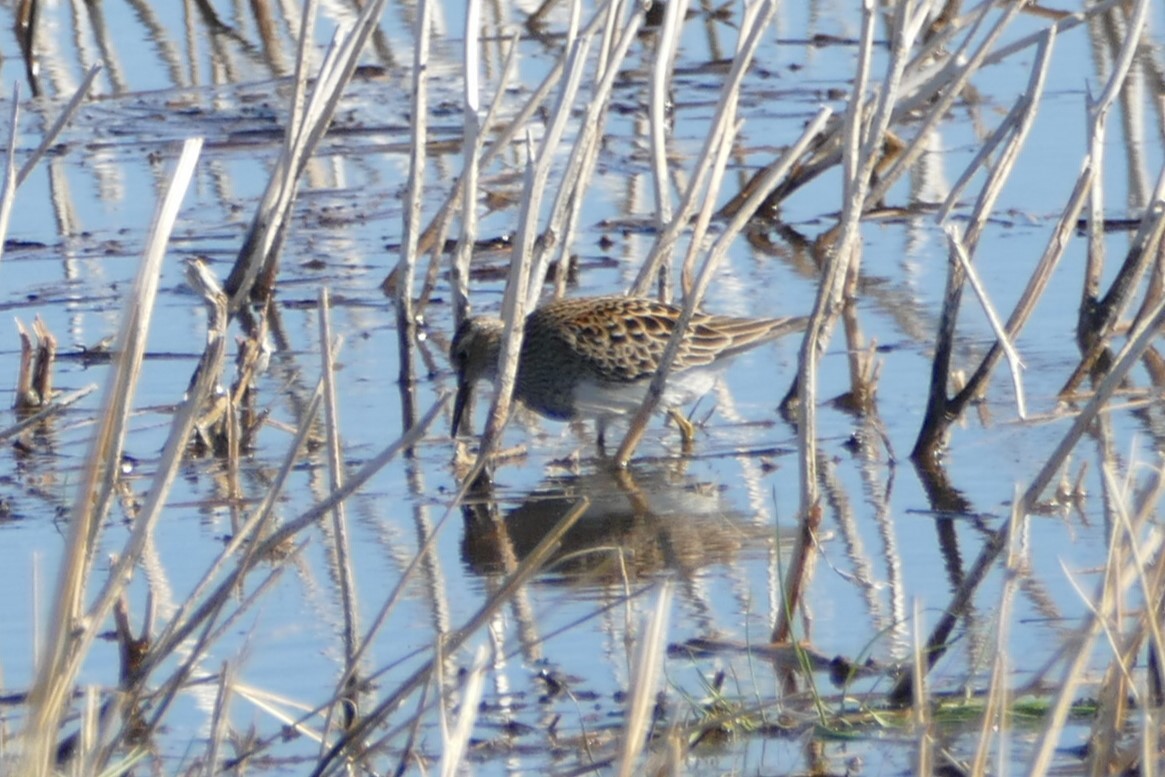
[596,417,608,455]
[667,408,697,452]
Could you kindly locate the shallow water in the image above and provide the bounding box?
[0,1,1163,774]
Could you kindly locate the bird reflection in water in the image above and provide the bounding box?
[460,463,774,586]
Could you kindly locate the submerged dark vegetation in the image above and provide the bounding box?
[0,0,1163,774]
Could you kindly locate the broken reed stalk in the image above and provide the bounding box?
[19,137,204,777]
[310,497,588,776]
[393,0,432,429]
[891,293,1165,707]
[615,581,673,777]
[0,384,97,438]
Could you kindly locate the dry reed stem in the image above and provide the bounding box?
[947,229,1027,419]
[939,29,1054,238]
[971,495,1024,777]
[419,4,614,302]
[15,64,100,186]
[911,598,931,776]
[1027,475,1164,774]
[145,397,445,689]
[310,497,589,775]
[416,20,562,284]
[1061,163,1165,393]
[913,24,1095,460]
[316,288,359,666]
[616,120,737,463]
[392,0,433,420]
[205,661,235,777]
[1108,465,1165,695]
[451,0,483,328]
[519,32,598,311]
[648,0,687,229]
[776,0,898,643]
[20,137,203,777]
[0,86,20,265]
[615,581,673,777]
[437,645,488,777]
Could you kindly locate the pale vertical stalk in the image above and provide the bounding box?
[971,498,1024,777]
[20,137,203,777]
[0,88,20,265]
[1083,87,1106,307]
[648,0,687,227]
[517,33,592,315]
[318,289,358,664]
[204,662,234,777]
[396,0,432,392]
[452,0,481,326]
[773,0,902,644]
[912,599,931,776]
[438,646,488,777]
[795,0,876,569]
[615,582,672,777]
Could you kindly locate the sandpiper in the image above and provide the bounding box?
[450,295,805,447]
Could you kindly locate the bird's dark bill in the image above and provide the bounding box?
[451,378,471,437]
